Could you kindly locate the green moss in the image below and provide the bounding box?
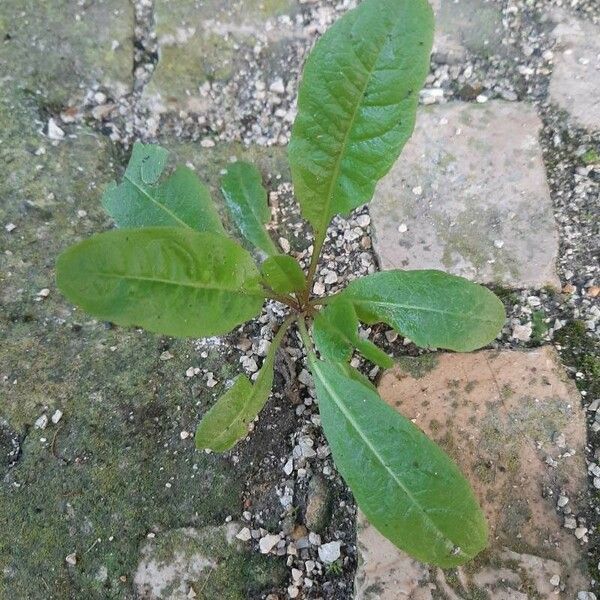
[530,310,548,345]
[555,321,600,399]
[397,354,439,379]
[140,527,285,600]
[581,148,600,165]
[0,0,132,107]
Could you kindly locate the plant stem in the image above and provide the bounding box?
[297,317,316,360]
[303,230,326,304]
[274,313,298,345]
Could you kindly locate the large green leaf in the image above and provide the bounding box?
[102,142,224,233]
[288,0,434,234]
[309,357,487,567]
[56,228,264,338]
[341,270,505,352]
[313,298,392,369]
[195,319,292,452]
[260,255,307,295]
[221,161,278,255]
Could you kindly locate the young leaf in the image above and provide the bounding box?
[341,270,505,352]
[288,0,434,235]
[102,142,224,234]
[195,318,292,452]
[56,227,264,338]
[309,357,488,567]
[221,161,278,255]
[313,299,392,369]
[260,255,307,295]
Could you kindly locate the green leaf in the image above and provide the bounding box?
[341,270,505,352]
[309,357,487,567]
[313,299,392,369]
[56,227,264,338]
[260,255,307,295]
[102,142,224,234]
[195,318,292,452]
[221,161,278,255]
[288,0,434,234]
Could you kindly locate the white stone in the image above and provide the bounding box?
[51,409,63,424]
[259,534,280,554]
[47,118,65,140]
[512,323,533,342]
[35,414,48,429]
[235,527,252,542]
[65,552,77,566]
[318,541,341,564]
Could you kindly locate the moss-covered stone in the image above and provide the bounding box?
[0,0,133,108]
[0,96,288,599]
[143,0,301,113]
[133,525,286,599]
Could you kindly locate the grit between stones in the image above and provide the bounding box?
[0,0,598,599]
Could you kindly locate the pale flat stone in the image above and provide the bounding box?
[431,0,505,64]
[134,523,269,599]
[549,10,600,131]
[356,347,589,599]
[143,0,304,113]
[371,102,560,288]
[0,0,133,107]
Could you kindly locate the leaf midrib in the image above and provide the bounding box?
[312,359,467,560]
[314,11,401,235]
[350,298,499,324]
[93,271,251,294]
[125,172,192,229]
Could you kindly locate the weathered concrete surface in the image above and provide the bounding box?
[356,347,589,599]
[143,0,305,113]
[431,0,506,63]
[0,92,290,599]
[549,10,600,131]
[0,0,133,107]
[371,102,560,289]
[134,524,285,599]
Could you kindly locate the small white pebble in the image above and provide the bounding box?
[236,527,252,542]
[47,118,65,140]
[5,223,16,233]
[51,409,63,424]
[356,214,370,228]
[269,78,285,94]
[550,574,560,587]
[200,138,215,148]
[323,271,338,285]
[398,223,408,233]
[180,431,190,440]
[313,281,325,296]
[37,288,50,298]
[278,237,291,253]
[65,553,77,566]
[35,414,49,429]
